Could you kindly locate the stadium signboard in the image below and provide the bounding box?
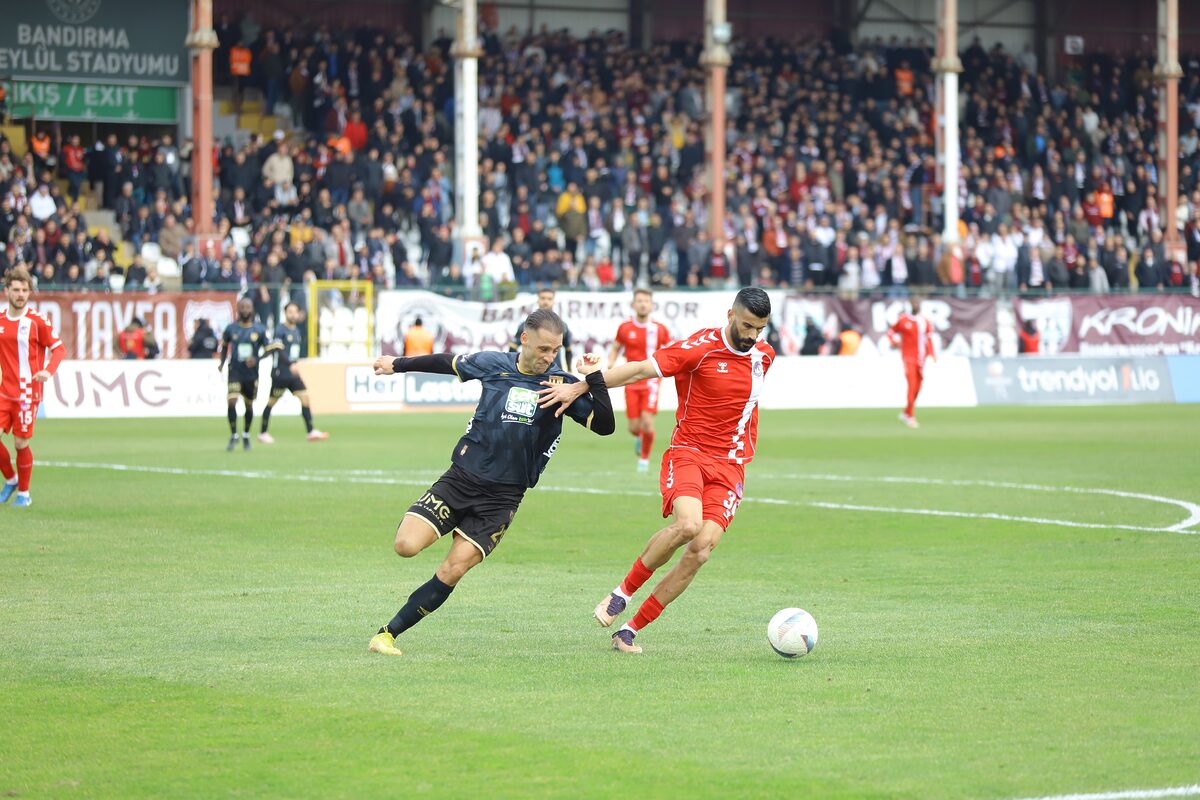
[4,79,178,122]
[780,295,1000,357]
[1015,295,1200,357]
[971,357,1176,405]
[0,0,189,85]
[30,292,238,360]
[375,290,784,358]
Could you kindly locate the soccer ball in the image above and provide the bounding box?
[767,608,818,658]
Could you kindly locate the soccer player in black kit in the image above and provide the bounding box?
[218,297,268,451]
[259,302,329,443]
[368,308,615,656]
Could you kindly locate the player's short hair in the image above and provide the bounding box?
[3,266,33,288]
[733,287,771,319]
[633,288,653,300]
[524,308,564,336]
[537,287,556,297]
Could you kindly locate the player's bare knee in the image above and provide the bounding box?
[672,517,703,543]
[393,528,425,558]
[14,436,29,449]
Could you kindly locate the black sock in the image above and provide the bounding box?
[227,406,237,434]
[301,406,314,433]
[261,405,272,433]
[243,406,254,434]
[383,575,455,637]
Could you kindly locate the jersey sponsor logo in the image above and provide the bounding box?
[502,386,538,424]
[418,491,454,521]
[543,434,561,459]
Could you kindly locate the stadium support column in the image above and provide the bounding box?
[703,0,731,253]
[185,0,219,254]
[1157,0,1185,263]
[453,0,486,269]
[933,0,962,245]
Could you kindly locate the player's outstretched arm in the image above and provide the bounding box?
[538,358,657,417]
[373,354,457,376]
[574,354,615,435]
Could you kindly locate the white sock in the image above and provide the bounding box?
[612,586,631,602]
[4,477,15,486]
[17,491,29,498]
[618,623,636,636]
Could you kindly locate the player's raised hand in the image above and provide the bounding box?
[538,380,587,417]
[373,356,395,375]
[576,353,602,375]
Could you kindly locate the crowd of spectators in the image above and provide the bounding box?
[4,22,1200,310]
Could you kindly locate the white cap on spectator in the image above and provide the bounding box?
[273,129,285,141]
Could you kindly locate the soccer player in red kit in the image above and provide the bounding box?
[887,297,936,428]
[0,267,65,507]
[540,287,774,653]
[609,288,672,472]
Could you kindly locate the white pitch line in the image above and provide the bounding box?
[37,461,1198,535]
[1011,784,1200,800]
[765,473,1200,533]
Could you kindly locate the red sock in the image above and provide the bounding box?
[16,446,32,492]
[0,442,13,482]
[639,429,654,460]
[627,594,664,632]
[619,557,654,598]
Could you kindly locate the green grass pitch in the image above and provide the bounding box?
[1,406,1198,799]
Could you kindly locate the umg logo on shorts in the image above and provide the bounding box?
[502,386,538,424]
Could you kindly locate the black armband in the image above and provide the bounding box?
[392,353,457,375]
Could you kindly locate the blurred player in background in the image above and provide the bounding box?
[219,297,268,451]
[0,267,65,508]
[259,302,328,443]
[366,309,614,657]
[510,288,573,371]
[609,288,671,472]
[887,297,936,428]
[540,287,775,653]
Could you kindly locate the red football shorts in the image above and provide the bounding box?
[0,398,38,438]
[659,447,746,531]
[624,378,662,419]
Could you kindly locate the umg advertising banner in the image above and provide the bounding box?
[0,0,189,85]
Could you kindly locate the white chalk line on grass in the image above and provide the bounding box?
[39,461,1199,536]
[1011,784,1200,800]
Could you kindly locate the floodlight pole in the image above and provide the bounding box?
[186,0,219,253]
[1157,0,1184,263]
[452,0,486,265]
[933,0,962,244]
[703,0,731,252]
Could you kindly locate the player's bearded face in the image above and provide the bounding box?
[238,303,254,322]
[727,308,767,352]
[519,328,563,373]
[5,282,30,310]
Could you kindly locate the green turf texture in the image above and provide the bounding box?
[1,406,1197,799]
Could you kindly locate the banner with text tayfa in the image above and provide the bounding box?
[0,0,189,85]
[5,80,177,122]
[1014,295,1200,357]
[971,356,1175,405]
[374,290,781,358]
[28,292,238,360]
[779,295,1000,357]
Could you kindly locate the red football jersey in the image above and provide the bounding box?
[888,313,936,366]
[0,308,64,403]
[615,317,671,385]
[652,327,775,465]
